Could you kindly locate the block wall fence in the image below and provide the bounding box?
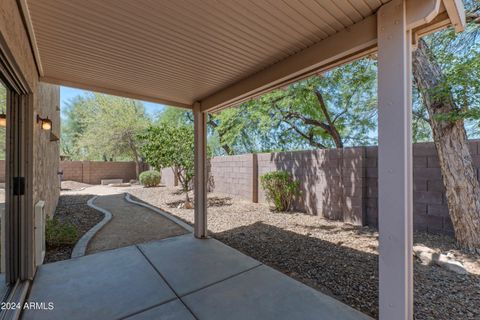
[0,140,474,235]
[0,160,146,185]
[58,161,139,185]
[162,140,480,236]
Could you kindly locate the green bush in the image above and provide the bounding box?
[139,170,161,187]
[45,218,78,247]
[260,171,300,212]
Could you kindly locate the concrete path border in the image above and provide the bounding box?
[71,196,113,258]
[124,193,193,232]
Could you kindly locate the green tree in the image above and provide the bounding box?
[61,93,150,177]
[212,58,378,154]
[139,124,196,204]
[61,95,95,159]
[155,106,234,156]
[155,107,192,127]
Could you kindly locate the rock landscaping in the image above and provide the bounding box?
[45,194,103,263]
[60,180,91,191]
[128,186,480,320]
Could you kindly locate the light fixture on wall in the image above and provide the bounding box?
[36,115,52,131]
[0,112,6,127]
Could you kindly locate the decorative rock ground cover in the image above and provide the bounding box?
[128,186,480,320]
[45,194,103,263]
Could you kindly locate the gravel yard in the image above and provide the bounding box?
[128,186,480,320]
[45,194,103,263]
[61,180,92,191]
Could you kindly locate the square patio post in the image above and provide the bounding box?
[377,0,413,319]
[193,102,208,238]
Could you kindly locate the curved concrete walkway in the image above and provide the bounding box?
[86,194,189,255]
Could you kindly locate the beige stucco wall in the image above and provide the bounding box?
[33,83,60,217]
[0,0,60,219]
[0,0,38,89]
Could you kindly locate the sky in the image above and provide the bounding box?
[60,86,165,119]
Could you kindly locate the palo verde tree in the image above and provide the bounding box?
[139,123,197,205]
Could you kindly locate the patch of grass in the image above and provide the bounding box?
[45,217,78,247]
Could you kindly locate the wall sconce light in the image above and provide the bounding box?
[0,113,6,127]
[37,115,52,131]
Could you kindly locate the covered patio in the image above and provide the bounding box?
[23,234,370,320]
[1,0,467,319]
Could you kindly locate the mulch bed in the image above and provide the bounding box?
[128,186,480,320]
[44,194,103,263]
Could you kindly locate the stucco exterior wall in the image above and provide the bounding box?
[0,0,60,218]
[0,0,38,90]
[33,83,60,217]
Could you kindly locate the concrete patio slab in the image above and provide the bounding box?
[22,246,176,320]
[0,273,7,300]
[138,234,261,296]
[22,235,371,320]
[124,300,195,320]
[182,264,372,320]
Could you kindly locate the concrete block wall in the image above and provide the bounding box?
[256,148,365,225]
[363,140,480,236]
[59,161,138,185]
[210,154,256,202]
[60,161,83,182]
[160,140,480,235]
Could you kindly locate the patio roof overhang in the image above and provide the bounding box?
[14,1,467,320]
[19,0,464,112]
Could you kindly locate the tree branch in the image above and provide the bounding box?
[314,90,343,148]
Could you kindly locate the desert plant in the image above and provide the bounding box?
[260,171,300,212]
[139,170,161,187]
[45,217,78,247]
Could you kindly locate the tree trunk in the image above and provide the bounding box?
[130,142,141,179]
[412,39,480,251]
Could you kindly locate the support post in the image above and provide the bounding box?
[377,1,413,319]
[193,102,208,238]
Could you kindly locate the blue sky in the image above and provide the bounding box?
[60,86,165,118]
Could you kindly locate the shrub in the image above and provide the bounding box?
[45,218,78,247]
[139,170,161,187]
[260,171,300,212]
